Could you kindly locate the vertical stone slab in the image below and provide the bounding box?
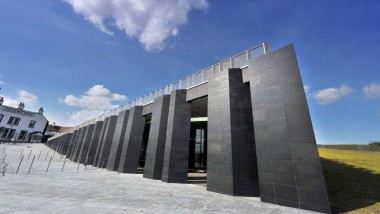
[97,115,118,168]
[93,117,110,166]
[61,133,73,155]
[66,129,78,158]
[85,121,104,165]
[69,127,84,160]
[161,90,191,183]
[72,126,88,162]
[107,110,130,171]
[77,124,95,164]
[143,95,170,180]
[118,106,145,173]
[207,68,259,196]
[248,44,331,213]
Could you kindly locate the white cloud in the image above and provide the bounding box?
[2,95,19,107]
[304,85,310,93]
[64,0,208,51]
[312,84,354,105]
[59,85,126,109]
[1,90,38,107]
[67,109,104,126]
[17,90,38,104]
[59,85,127,125]
[363,82,380,98]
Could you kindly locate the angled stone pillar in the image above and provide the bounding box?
[66,129,78,158]
[118,106,145,173]
[107,110,130,171]
[72,126,88,162]
[61,133,73,155]
[143,95,170,180]
[207,68,259,196]
[96,115,118,168]
[93,117,110,166]
[69,127,83,160]
[161,89,191,183]
[77,124,95,164]
[247,44,330,213]
[85,121,104,165]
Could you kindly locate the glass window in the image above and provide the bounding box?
[18,130,28,140]
[29,120,36,128]
[0,114,3,123]
[7,116,20,126]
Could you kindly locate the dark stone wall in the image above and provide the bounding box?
[97,115,118,168]
[144,95,170,180]
[72,126,88,162]
[161,90,191,183]
[107,110,130,171]
[247,44,331,213]
[77,124,95,164]
[118,106,146,173]
[61,133,72,155]
[93,117,110,166]
[66,130,78,158]
[207,68,259,196]
[85,121,104,165]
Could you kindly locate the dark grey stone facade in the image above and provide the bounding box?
[77,124,95,164]
[207,68,259,196]
[85,121,104,165]
[96,115,118,168]
[246,45,330,213]
[143,95,170,180]
[107,110,130,171]
[47,43,330,213]
[161,90,191,183]
[93,117,110,166]
[118,106,145,173]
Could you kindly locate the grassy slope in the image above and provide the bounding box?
[319,148,380,214]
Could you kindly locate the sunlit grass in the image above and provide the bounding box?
[319,148,380,214]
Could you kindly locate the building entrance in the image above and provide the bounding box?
[189,121,207,169]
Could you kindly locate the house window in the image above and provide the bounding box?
[7,117,20,126]
[1,128,15,140]
[18,130,28,141]
[0,114,3,123]
[29,120,36,128]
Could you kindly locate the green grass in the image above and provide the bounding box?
[319,148,380,214]
[318,144,380,152]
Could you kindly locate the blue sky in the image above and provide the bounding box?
[0,0,379,144]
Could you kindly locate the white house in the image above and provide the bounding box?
[0,97,49,142]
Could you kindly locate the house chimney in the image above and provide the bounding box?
[0,97,3,105]
[18,102,25,110]
[38,107,44,114]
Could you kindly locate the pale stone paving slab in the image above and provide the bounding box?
[0,143,316,214]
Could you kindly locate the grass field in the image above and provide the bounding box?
[319,148,380,214]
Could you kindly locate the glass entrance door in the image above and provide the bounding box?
[189,121,207,169]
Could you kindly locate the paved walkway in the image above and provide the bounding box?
[0,143,315,214]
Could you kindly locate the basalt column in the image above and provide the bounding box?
[61,133,73,155]
[97,115,118,168]
[85,121,104,165]
[93,117,110,166]
[72,126,88,162]
[69,127,84,160]
[247,44,331,213]
[66,129,78,158]
[161,90,191,183]
[77,124,95,164]
[118,106,145,173]
[207,68,259,196]
[107,110,130,171]
[143,95,170,180]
